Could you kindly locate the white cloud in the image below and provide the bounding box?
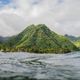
[0,0,80,36]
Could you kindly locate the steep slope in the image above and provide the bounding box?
[65,34,80,48]
[74,40,80,48]
[5,24,78,53]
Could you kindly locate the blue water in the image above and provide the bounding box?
[0,51,79,80]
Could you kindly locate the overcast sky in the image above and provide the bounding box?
[0,0,80,36]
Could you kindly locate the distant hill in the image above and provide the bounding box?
[65,34,80,41]
[65,34,80,48]
[1,24,78,53]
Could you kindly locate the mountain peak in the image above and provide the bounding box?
[36,24,47,28]
[36,24,50,31]
[26,24,49,29]
[21,24,51,36]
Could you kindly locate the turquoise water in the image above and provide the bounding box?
[0,52,79,80]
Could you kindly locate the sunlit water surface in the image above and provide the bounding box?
[0,52,79,80]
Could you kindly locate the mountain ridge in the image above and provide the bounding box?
[0,24,79,53]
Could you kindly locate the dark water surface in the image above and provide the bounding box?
[0,52,80,80]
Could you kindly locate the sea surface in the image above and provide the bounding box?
[0,52,79,80]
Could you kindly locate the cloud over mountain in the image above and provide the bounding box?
[0,0,80,36]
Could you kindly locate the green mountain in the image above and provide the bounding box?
[2,24,78,53]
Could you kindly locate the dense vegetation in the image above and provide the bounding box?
[0,24,79,53]
[73,40,80,48]
[65,34,80,48]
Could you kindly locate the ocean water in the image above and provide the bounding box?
[0,52,79,80]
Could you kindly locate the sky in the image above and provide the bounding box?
[0,0,80,36]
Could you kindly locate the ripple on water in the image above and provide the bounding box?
[0,52,79,80]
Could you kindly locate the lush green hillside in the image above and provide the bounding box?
[1,24,78,53]
[74,40,80,48]
[65,34,80,48]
